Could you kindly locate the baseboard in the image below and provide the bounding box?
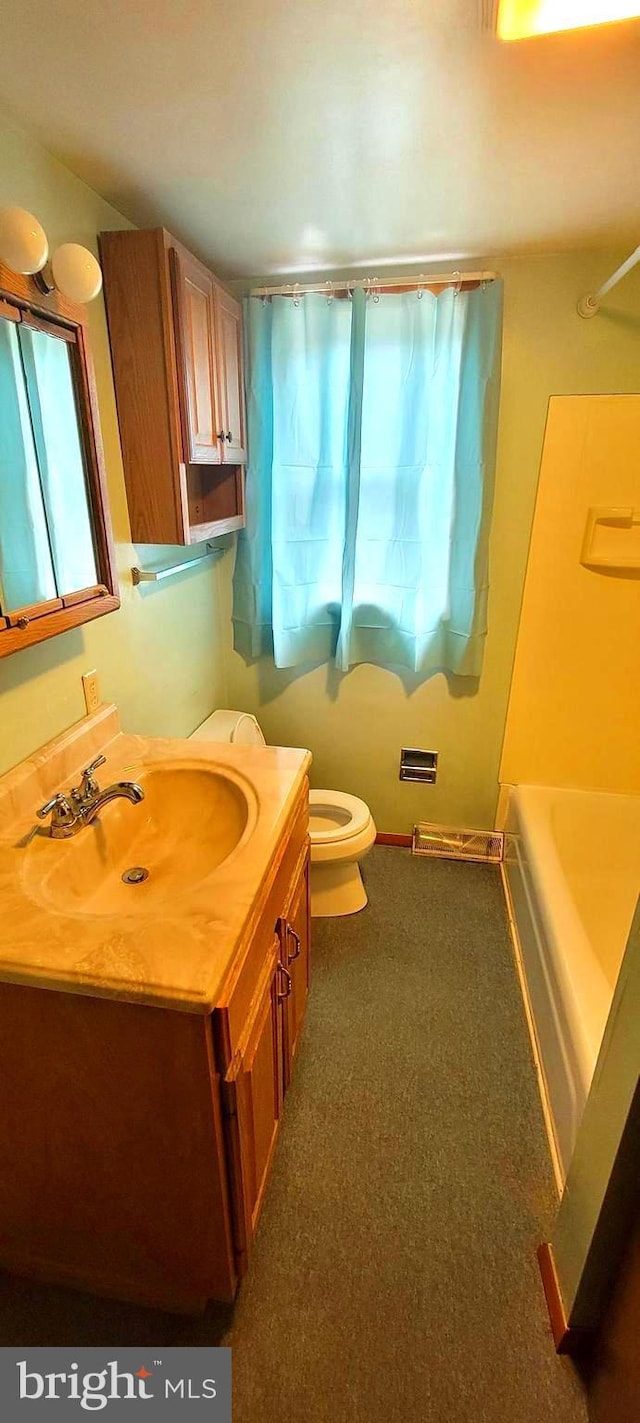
[537,1243,590,1355]
[375,833,413,847]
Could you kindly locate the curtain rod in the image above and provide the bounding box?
[250,270,498,298]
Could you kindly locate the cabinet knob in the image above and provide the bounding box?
[217,430,226,441]
[225,430,233,442]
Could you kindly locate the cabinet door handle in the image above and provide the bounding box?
[286,925,302,964]
[225,430,233,442]
[276,961,292,1000]
[217,430,226,441]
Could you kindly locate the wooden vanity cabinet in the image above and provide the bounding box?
[217,813,310,1275]
[221,938,284,1259]
[0,783,310,1313]
[280,850,311,1088]
[99,227,246,545]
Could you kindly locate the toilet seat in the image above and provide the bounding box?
[309,790,373,843]
[308,789,377,904]
[188,711,376,915]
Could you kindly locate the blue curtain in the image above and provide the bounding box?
[233,280,503,677]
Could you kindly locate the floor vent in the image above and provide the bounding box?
[412,822,504,864]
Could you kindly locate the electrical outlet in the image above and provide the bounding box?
[82,670,101,715]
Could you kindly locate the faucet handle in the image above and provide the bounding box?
[83,754,107,778]
[74,754,107,803]
[37,792,76,830]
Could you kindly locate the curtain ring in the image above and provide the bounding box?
[325,280,334,305]
[417,274,425,300]
[293,282,301,308]
[452,270,462,298]
[371,276,380,304]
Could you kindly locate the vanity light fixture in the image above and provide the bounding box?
[0,205,48,275]
[0,206,102,303]
[50,242,102,303]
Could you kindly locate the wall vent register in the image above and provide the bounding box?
[412,824,504,864]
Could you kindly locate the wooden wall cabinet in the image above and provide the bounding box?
[100,228,246,545]
[0,786,310,1312]
[215,285,247,465]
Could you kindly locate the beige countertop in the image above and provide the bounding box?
[0,705,311,1014]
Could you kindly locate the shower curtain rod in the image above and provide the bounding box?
[250,269,498,298]
[577,243,640,319]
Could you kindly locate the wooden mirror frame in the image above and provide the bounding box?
[0,260,119,659]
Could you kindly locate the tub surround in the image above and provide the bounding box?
[501,395,640,800]
[0,703,310,1012]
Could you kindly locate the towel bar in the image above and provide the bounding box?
[131,542,223,585]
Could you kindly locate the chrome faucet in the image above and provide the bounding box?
[81,780,145,825]
[37,756,145,838]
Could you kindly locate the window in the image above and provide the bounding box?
[233,281,503,679]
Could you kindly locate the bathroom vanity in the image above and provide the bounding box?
[0,706,310,1311]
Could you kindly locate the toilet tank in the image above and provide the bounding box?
[189,709,266,746]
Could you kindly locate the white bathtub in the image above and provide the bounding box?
[503,784,640,1187]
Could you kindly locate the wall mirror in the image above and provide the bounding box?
[0,262,118,658]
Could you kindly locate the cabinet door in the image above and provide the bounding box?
[215,286,247,465]
[171,249,221,465]
[280,849,311,1091]
[223,940,285,1258]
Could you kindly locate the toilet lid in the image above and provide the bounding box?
[309,789,372,843]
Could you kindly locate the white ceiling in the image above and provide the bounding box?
[1,1,640,277]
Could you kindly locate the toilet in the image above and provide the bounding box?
[190,710,376,917]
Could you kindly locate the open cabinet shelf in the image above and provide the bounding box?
[187,464,245,541]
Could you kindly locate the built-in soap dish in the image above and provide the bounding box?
[412,823,504,864]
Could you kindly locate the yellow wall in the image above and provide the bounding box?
[501,394,640,796]
[2,105,640,830]
[225,253,640,831]
[0,111,229,775]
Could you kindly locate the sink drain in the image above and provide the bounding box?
[121,866,149,885]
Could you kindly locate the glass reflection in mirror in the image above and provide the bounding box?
[0,309,98,615]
